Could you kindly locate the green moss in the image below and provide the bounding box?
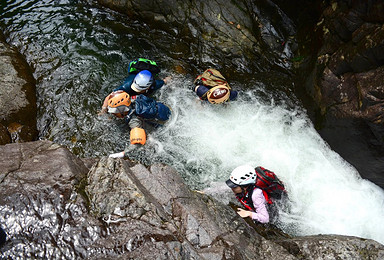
[75,176,91,211]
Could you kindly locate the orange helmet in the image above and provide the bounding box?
[206,84,230,104]
[107,91,131,118]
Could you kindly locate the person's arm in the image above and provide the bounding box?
[127,114,146,145]
[250,189,269,223]
[151,79,165,91]
[236,189,269,223]
[99,94,111,114]
[127,114,143,129]
[194,85,210,99]
[229,90,238,100]
[113,74,136,92]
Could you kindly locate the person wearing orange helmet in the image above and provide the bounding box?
[99,58,171,115]
[193,68,238,104]
[102,91,171,158]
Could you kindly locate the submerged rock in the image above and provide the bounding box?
[0,141,383,259]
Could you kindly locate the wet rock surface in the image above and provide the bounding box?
[91,0,384,188]
[0,30,37,143]
[0,141,383,259]
[94,0,297,78]
[1,0,382,186]
[299,0,384,187]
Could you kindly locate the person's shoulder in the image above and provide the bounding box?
[253,187,264,195]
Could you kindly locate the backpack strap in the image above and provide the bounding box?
[236,189,254,211]
[262,190,273,204]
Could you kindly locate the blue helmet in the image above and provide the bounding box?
[131,70,154,92]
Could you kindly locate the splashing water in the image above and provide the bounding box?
[1,0,383,246]
[128,75,384,244]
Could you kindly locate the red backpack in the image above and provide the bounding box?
[254,167,286,204]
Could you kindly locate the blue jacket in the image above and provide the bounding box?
[114,73,165,96]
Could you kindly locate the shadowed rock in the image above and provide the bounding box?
[0,30,37,143]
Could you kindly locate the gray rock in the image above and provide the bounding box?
[94,0,297,74]
[1,141,383,259]
[0,30,37,143]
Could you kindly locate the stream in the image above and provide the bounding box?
[1,0,384,247]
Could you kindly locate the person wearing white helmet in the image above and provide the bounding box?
[226,165,270,223]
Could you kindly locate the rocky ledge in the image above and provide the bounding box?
[0,140,383,259]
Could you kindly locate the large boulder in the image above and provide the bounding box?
[310,1,384,126]
[94,0,297,78]
[297,0,384,186]
[0,30,37,143]
[1,141,383,259]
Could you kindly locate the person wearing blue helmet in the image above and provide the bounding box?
[115,69,170,96]
[99,58,171,115]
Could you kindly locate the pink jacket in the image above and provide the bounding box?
[250,188,269,223]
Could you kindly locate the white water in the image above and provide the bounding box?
[127,75,384,244]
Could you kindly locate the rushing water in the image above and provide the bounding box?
[1,0,384,248]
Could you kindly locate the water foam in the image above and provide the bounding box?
[135,76,384,244]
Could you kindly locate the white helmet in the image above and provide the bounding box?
[131,70,154,92]
[226,165,256,188]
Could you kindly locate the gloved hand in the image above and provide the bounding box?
[163,76,172,84]
[108,151,125,158]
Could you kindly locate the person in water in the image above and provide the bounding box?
[99,58,171,115]
[225,165,286,224]
[104,91,171,158]
[192,68,238,104]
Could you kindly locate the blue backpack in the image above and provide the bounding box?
[134,95,170,121]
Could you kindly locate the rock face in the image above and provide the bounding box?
[1,141,383,259]
[307,0,384,130]
[0,30,37,144]
[296,0,384,187]
[95,0,297,77]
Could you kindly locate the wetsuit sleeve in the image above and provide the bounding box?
[250,189,269,223]
[152,79,165,91]
[195,85,209,99]
[229,90,238,100]
[113,74,136,92]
